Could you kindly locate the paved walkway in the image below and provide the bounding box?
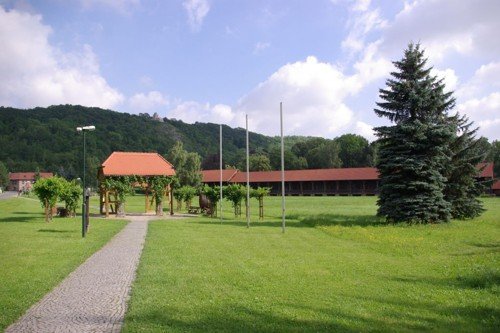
[0,191,19,200]
[6,215,155,333]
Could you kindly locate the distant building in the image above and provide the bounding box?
[8,172,53,192]
[201,162,495,196]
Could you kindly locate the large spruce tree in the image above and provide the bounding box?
[374,43,456,223]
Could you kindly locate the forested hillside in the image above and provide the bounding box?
[2,105,495,187]
[0,105,274,184]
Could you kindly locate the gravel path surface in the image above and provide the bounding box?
[6,215,154,333]
[0,191,19,200]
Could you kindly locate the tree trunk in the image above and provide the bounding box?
[117,202,125,217]
[156,200,164,216]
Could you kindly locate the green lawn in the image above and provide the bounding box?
[0,196,127,331]
[123,196,500,332]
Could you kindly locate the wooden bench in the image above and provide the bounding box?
[188,206,201,214]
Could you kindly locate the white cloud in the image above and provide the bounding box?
[0,7,124,109]
[456,62,500,100]
[183,0,210,32]
[253,42,270,54]
[234,56,360,137]
[431,68,458,91]
[168,101,235,124]
[355,121,375,141]
[129,91,168,110]
[79,0,140,14]
[457,92,500,140]
[380,0,500,62]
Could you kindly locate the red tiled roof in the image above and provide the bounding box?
[492,180,500,190]
[9,172,53,181]
[477,162,494,178]
[202,169,238,182]
[231,168,379,183]
[101,152,175,176]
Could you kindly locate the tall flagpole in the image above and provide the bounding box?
[246,114,250,228]
[280,102,285,233]
[220,124,223,222]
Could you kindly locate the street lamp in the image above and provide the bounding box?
[77,125,95,237]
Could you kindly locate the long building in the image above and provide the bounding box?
[201,163,495,196]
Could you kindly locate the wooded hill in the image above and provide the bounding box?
[0,105,273,183]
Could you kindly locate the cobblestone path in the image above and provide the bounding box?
[6,216,153,333]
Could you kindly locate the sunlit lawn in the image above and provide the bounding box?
[123,196,500,332]
[0,196,127,331]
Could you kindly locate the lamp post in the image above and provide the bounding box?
[77,125,95,237]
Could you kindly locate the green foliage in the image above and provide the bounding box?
[102,176,133,203]
[444,116,488,219]
[147,176,172,203]
[181,186,197,208]
[336,134,375,167]
[0,161,8,189]
[201,185,221,217]
[250,186,271,199]
[223,184,246,217]
[168,141,202,187]
[59,179,82,215]
[32,176,66,221]
[489,140,500,177]
[376,122,453,223]
[248,154,272,171]
[375,43,457,223]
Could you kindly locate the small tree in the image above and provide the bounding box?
[201,185,220,217]
[33,176,64,222]
[180,185,197,211]
[0,161,8,190]
[250,187,271,220]
[103,176,132,217]
[148,176,173,216]
[59,179,81,217]
[223,184,246,217]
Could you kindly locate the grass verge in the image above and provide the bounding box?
[0,197,127,330]
[123,196,499,332]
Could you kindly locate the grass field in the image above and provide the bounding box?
[0,196,127,331]
[123,196,500,332]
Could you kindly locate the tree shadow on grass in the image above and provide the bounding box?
[37,229,74,233]
[191,219,309,228]
[294,213,386,228]
[0,214,42,223]
[391,269,500,290]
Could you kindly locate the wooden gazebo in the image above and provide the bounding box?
[98,152,176,216]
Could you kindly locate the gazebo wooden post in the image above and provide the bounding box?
[145,185,149,213]
[105,190,109,218]
[169,184,174,216]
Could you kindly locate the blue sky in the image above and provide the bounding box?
[0,0,499,140]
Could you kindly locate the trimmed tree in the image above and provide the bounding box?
[59,179,81,217]
[201,185,220,217]
[33,176,65,222]
[223,184,246,217]
[148,176,173,216]
[250,187,271,220]
[374,43,455,223]
[103,176,132,217]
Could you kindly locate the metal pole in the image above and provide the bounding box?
[220,124,223,222]
[246,114,250,228]
[280,102,285,233]
[82,130,86,238]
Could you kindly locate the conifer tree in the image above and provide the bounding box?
[444,115,488,219]
[375,43,455,223]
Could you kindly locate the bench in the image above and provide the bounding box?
[188,206,201,214]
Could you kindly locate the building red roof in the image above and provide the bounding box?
[9,172,53,181]
[101,152,175,176]
[202,169,238,182]
[477,162,494,178]
[492,180,500,190]
[231,168,379,183]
